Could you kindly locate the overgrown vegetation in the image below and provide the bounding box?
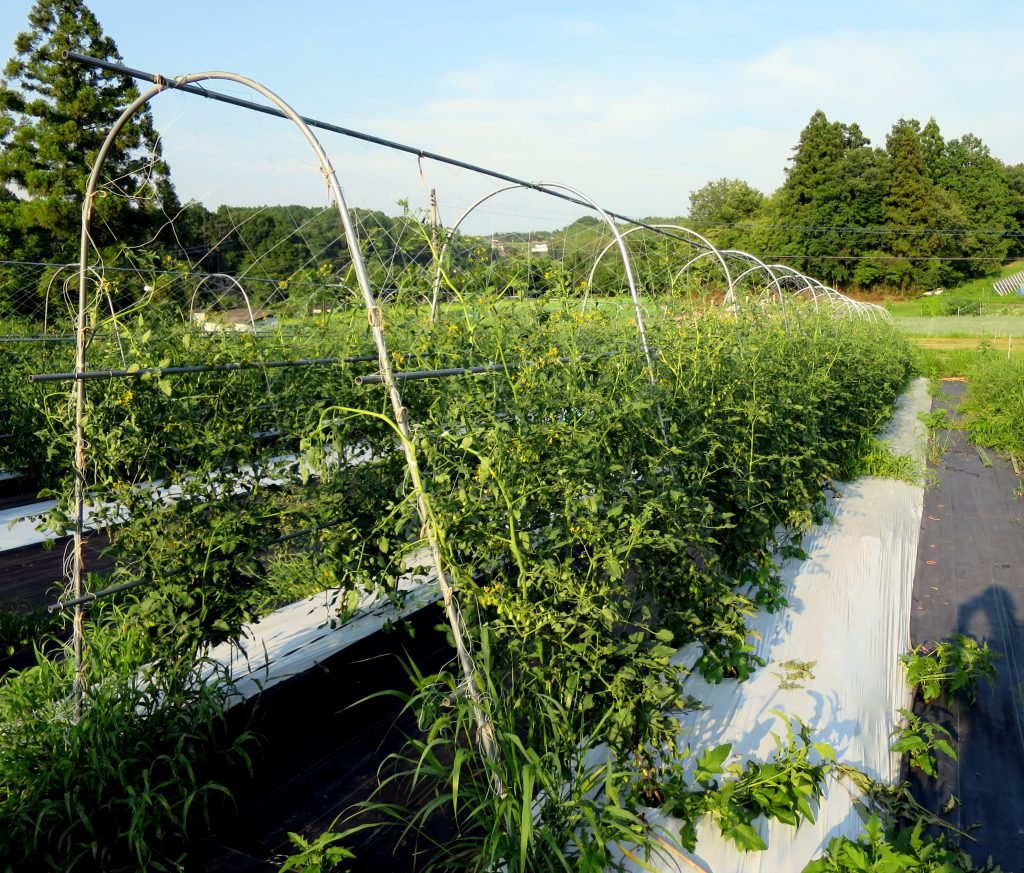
[2,295,920,868]
[0,603,256,871]
[902,634,1000,705]
[960,354,1024,459]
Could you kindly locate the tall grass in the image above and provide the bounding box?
[0,602,257,871]
[961,354,1024,458]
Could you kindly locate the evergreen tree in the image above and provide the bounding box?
[880,118,964,291]
[939,133,1012,277]
[1003,163,1024,260]
[918,117,947,184]
[761,109,873,285]
[0,0,178,273]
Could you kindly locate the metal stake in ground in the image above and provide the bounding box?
[67,57,499,767]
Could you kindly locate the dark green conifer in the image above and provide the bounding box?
[0,0,178,266]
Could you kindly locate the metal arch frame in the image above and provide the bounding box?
[717,251,787,311]
[776,275,827,311]
[70,72,496,758]
[765,264,828,310]
[722,256,786,304]
[584,223,734,305]
[429,180,659,382]
[428,182,521,322]
[188,272,262,332]
[666,250,735,303]
[188,273,276,395]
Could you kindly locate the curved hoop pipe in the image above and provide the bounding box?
[428,182,522,322]
[430,181,658,382]
[188,272,259,329]
[727,262,785,303]
[189,273,274,393]
[71,73,494,753]
[584,224,734,305]
[668,249,737,302]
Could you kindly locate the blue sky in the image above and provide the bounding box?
[2,1,1022,231]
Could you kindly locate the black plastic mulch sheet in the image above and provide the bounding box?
[910,379,1024,870]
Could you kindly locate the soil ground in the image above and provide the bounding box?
[909,379,1024,870]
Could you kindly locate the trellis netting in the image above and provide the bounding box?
[0,53,916,870]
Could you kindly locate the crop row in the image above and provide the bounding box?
[0,300,915,868]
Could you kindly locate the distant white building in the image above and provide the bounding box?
[530,241,549,255]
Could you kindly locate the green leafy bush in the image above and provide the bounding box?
[890,709,957,778]
[941,297,982,316]
[902,634,999,704]
[650,713,834,853]
[961,354,1024,458]
[805,815,1002,872]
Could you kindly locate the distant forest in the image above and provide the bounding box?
[174,109,1024,296]
[2,3,1022,305]
[680,111,1024,292]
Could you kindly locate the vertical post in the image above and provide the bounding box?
[68,66,499,770]
[429,188,439,259]
[71,199,93,722]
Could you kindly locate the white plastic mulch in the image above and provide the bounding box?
[0,498,61,550]
[203,560,441,708]
[621,377,931,873]
[0,447,370,554]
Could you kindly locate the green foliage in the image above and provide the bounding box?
[841,434,922,483]
[774,658,817,690]
[756,109,879,286]
[354,649,650,873]
[687,177,765,251]
[804,815,1002,873]
[748,110,1020,294]
[960,353,1024,458]
[940,297,983,316]
[890,709,957,778]
[6,280,917,867]
[279,831,356,873]
[648,713,834,853]
[901,634,999,704]
[0,606,256,871]
[0,331,72,486]
[0,0,180,305]
[0,603,65,655]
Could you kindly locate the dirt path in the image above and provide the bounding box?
[910,379,1024,870]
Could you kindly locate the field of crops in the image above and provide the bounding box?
[0,286,941,870]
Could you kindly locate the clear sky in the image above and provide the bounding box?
[1,1,1022,232]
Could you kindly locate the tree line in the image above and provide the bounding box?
[687,110,1024,292]
[2,1,1023,316]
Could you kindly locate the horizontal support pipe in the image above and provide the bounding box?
[358,361,515,384]
[63,51,710,251]
[29,355,379,383]
[356,353,611,385]
[0,335,76,343]
[50,577,148,611]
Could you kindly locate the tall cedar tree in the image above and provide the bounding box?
[0,0,179,271]
[757,109,873,286]
[940,132,1013,277]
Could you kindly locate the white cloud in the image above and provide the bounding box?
[558,18,601,39]
[441,62,513,94]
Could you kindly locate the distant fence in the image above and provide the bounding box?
[992,271,1024,296]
